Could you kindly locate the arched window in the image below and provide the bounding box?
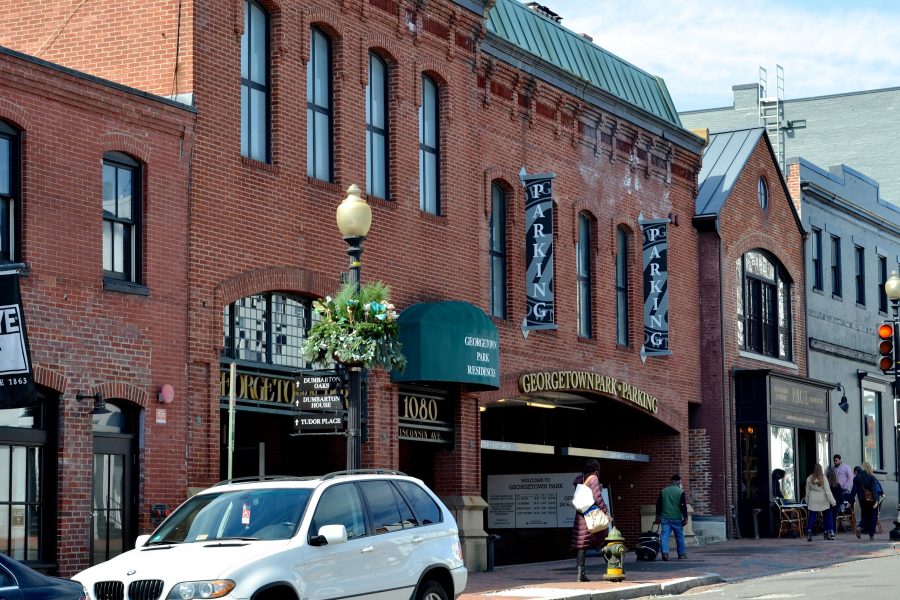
[366,52,389,199]
[615,227,629,345]
[419,75,440,214]
[736,251,792,360]
[222,292,314,368]
[241,0,270,162]
[576,213,592,338]
[103,152,141,283]
[307,27,332,181]
[0,120,20,262]
[489,182,507,318]
[757,177,768,210]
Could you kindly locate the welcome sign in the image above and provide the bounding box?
[0,271,36,409]
[638,214,671,359]
[521,168,557,331]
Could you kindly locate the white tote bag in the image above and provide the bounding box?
[571,483,594,513]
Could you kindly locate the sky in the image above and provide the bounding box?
[538,0,900,112]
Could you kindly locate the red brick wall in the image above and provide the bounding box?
[0,50,194,575]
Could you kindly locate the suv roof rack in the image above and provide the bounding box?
[212,475,318,487]
[321,468,407,480]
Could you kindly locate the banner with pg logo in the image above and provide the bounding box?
[638,214,671,360]
[520,168,557,332]
[0,270,36,409]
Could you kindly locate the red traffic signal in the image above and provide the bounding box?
[877,322,895,373]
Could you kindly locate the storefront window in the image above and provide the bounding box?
[769,425,795,500]
[862,389,882,469]
[739,426,760,500]
[222,293,313,368]
[816,432,829,469]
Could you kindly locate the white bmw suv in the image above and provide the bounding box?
[73,470,467,600]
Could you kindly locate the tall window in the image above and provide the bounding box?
[862,389,882,470]
[419,75,439,215]
[736,251,792,361]
[223,292,313,368]
[0,121,19,263]
[576,213,592,338]
[615,227,629,345]
[366,52,388,199]
[757,177,768,210]
[811,228,823,291]
[879,256,888,313]
[307,27,332,181]
[488,183,507,319]
[241,0,269,162]
[103,152,141,283]
[855,245,865,305]
[830,235,842,297]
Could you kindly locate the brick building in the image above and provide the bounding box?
[2,0,710,573]
[0,47,194,574]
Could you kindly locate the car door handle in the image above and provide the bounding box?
[412,536,424,544]
[361,545,374,553]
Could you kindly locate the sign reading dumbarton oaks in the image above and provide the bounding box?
[518,371,658,414]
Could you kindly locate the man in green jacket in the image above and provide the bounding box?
[654,473,688,560]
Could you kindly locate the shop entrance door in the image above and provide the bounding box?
[797,429,817,488]
[91,403,136,565]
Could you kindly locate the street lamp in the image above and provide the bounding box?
[884,270,900,540]
[336,184,372,471]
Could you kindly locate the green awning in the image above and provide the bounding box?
[391,301,500,390]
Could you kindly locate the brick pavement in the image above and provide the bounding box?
[461,519,899,600]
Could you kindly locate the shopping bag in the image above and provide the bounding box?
[583,505,610,533]
[571,483,594,513]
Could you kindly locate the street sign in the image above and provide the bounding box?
[296,372,343,392]
[297,394,343,411]
[294,413,344,431]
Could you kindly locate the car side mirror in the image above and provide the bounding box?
[135,534,150,548]
[309,524,347,546]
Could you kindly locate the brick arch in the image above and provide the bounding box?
[484,167,520,220]
[301,6,345,64]
[360,34,403,87]
[215,266,334,309]
[570,201,597,246]
[0,99,30,132]
[99,132,151,164]
[33,364,67,394]
[728,232,799,282]
[414,59,453,116]
[94,382,150,409]
[610,215,636,256]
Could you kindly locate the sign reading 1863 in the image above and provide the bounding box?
[0,271,36,409]
[398,390,453,445]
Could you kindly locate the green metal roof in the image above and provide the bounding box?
[487,0,682,127]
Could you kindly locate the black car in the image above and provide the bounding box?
[0,554,87,600]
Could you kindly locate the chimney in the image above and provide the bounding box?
[525,2,562,23]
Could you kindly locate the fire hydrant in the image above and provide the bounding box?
[600,525,627,581]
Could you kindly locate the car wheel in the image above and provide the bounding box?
[417,580,448,600]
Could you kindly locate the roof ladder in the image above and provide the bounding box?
[758,65,785,174]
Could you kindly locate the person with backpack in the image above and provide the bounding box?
[847,461,884,539]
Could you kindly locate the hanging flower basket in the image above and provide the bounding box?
[301,281,407,372]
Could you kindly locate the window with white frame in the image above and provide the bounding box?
[736,250,792,361]
[862,389,882,470]
[418,75,439,215]
[366,52,388,199]
[103,152,141,283]
[307,27,332,181]
[241,0,269,162]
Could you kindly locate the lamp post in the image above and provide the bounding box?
[336,184,372,471]
[884,270,900,540]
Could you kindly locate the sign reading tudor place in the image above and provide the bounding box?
[519,371,659,414]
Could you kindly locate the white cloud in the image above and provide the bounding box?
[539,0,900,111]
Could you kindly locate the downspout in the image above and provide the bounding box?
[716,216,733,538]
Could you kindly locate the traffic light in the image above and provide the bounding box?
[877,322,895,374]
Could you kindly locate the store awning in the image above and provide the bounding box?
[391,301,500,390]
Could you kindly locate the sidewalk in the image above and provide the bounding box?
[460,522,900,600]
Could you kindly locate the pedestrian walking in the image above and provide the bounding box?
[848,461,884,540]
[804,464,836,541]
[825,468,842,531]
[655,473,688,561]
[571,459,609,582]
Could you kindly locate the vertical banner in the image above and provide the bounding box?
[638,214,671,360]
[520,168,557,332]
[0,271,36,408]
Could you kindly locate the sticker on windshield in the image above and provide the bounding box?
[242,503,251,525]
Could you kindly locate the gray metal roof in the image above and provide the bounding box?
[487,0,681,127]
[695,128,765,216]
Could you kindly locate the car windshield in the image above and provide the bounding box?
[148,488,312,544]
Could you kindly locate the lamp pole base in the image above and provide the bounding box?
[890,509,900,541]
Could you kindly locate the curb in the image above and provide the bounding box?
[475,574,724,600]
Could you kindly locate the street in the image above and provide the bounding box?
[655,554,900,599]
